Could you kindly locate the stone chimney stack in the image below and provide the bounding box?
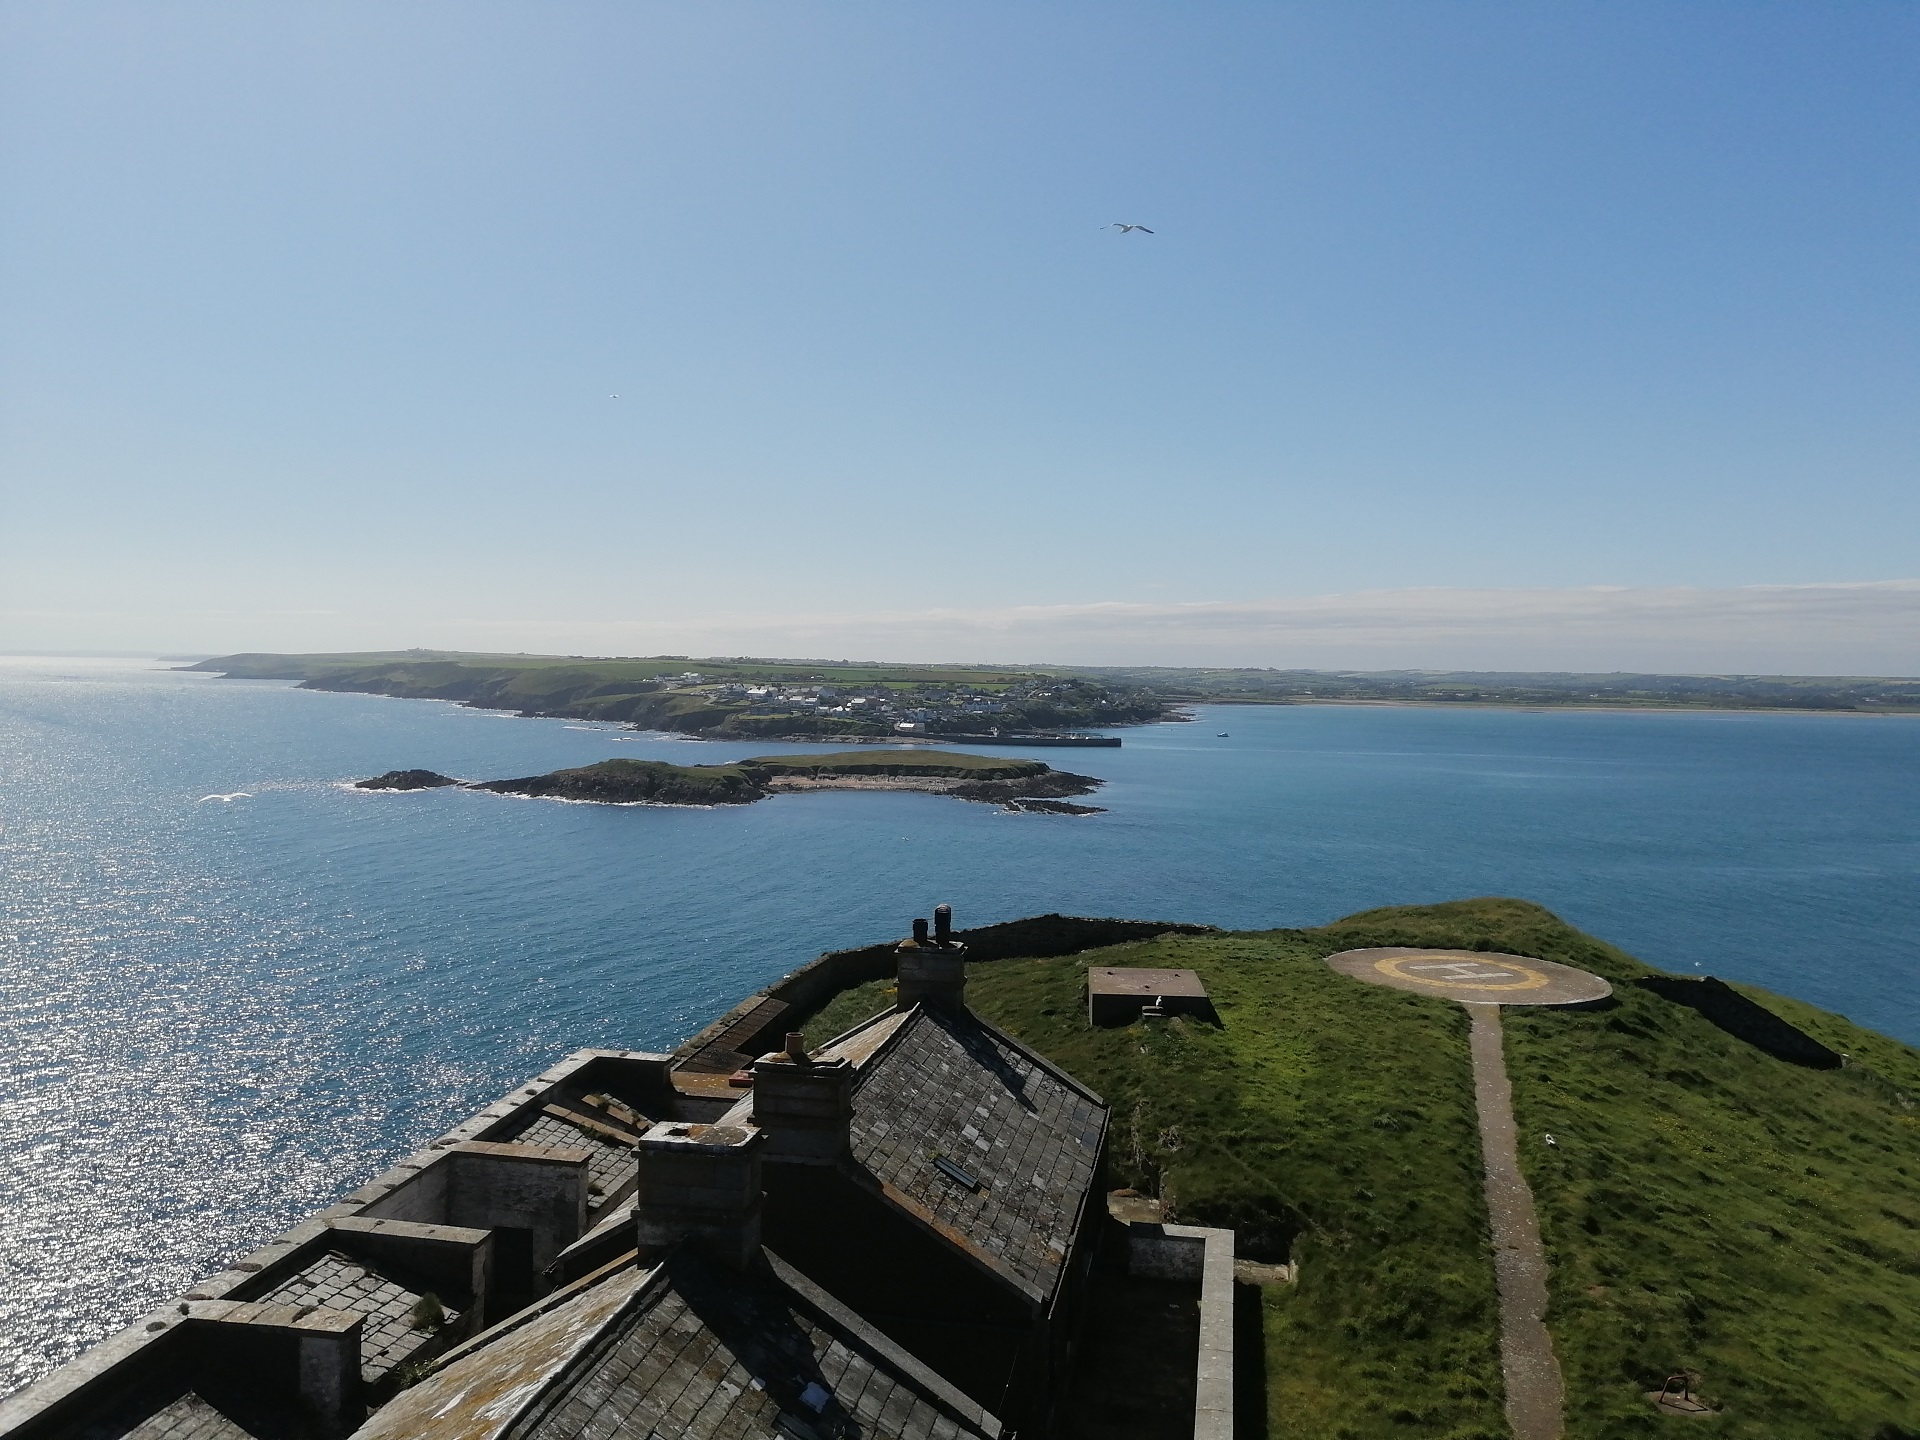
[896,907,968,1013]
[751,1033,855,1164]
[633,1122,764,1269]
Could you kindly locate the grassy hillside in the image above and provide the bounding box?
[747,751,1046,779]
[471,757,767,805]
[798,900,1920,1440]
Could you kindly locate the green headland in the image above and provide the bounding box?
[794,899,1920,1440]
[189,650,1920,728]
[192,651,1168,740]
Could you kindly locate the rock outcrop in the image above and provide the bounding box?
[355,770,460,791]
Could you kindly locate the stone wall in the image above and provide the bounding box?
[1635,976,1842,1069]
[0,1301,364,1440]
[674,913,1215,1073]
[1124,1222,1236,1440]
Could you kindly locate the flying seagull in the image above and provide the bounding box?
[198,792,252,803]
[1106,223,1154,234]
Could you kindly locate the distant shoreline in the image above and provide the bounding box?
[177,651,1920,722]
[1194,697,1920,717]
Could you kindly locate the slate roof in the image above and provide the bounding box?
[847,1006,1106,1302]
[63,1379,294,1440]
[115,1394,253,1440]
[353,1251,999,1440]
[514,1252,996,1440]
[256,1250,451,1384]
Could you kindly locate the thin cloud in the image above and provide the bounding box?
[449,581,1920,674]
[6,584,1916,674]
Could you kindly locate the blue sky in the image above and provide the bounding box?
[2,2,1915,668]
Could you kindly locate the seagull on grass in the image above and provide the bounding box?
[1106,222,1154,234]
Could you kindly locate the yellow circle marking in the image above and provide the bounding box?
[1373,953,1551,992]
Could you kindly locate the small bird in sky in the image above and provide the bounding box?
[609,394,620,399]
[198,792,252,803]
[1106,222,1154,234]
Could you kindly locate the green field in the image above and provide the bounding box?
[747,750,1045,777]
[1068,666,1920,712]
[797,899,1920,1439]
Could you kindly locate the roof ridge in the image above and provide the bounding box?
[761,1248,1003,1437]
[834,1161,1050,1309]
[937,1004,1110,1109]
[816,1000,908,1055]
[422,1251,655,1385]
[499,1264,675,1440]
[845,998,926,1077]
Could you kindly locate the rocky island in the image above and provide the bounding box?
[355,769,459,791]
[361,750,1107,813]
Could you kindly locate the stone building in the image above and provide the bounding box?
[0,909,1232,1440]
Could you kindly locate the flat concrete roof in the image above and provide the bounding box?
[1087,968,1209,999]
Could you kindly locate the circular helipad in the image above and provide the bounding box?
[1325,948,1612,1006]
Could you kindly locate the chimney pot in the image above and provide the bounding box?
[933,905,953,943]
[911,917,929,945]
[783,1032,809,1064]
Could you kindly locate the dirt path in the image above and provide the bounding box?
[1468,1002,1566,1440]
[1324,948,1601,1437]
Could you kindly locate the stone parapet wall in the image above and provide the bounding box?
[674,914,1214,1074]
[0,1048,673,1439]
[1124,1222,1235,1440]
[0,1299,364,1440]
[1635,976,1843,1068]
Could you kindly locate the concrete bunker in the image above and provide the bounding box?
[1087,967,1219,1027]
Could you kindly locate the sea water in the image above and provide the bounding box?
[2,656,1916,1388]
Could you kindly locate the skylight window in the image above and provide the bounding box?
[932,1155,983,1191]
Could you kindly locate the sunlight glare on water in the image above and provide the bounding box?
[1,656,1916,1389]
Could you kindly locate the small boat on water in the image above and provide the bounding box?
[1217,732,1230,737]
